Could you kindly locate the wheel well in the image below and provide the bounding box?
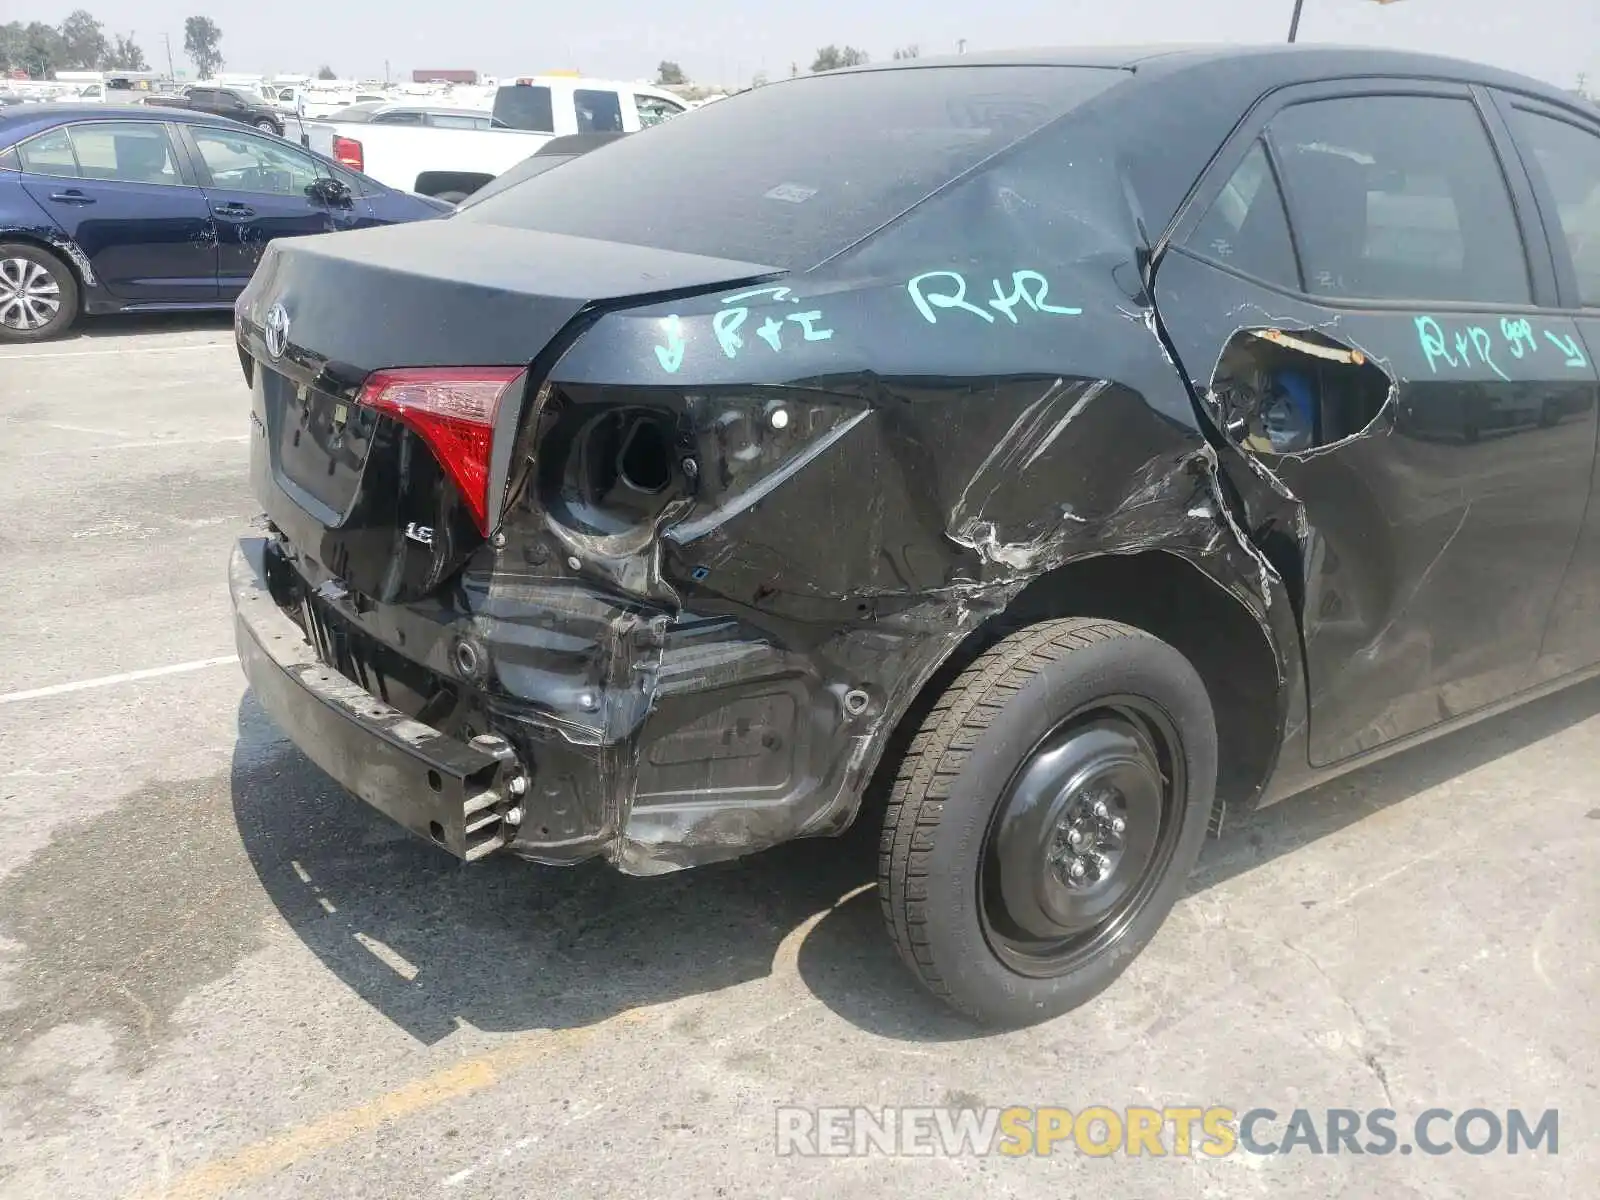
[0,234,85,309]
[413,171,495,198]
[871,551,1284,818]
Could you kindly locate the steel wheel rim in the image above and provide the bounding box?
[0,257,62,331]
[977,696,1186,979]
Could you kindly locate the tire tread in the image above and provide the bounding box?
[879,618,1153,1016]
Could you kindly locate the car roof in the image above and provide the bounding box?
[844,42,1573,101]
[0,103,244,131]
[371,103,488,117]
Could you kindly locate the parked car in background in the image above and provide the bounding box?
[453,131,628,209]
[303,76,685,202]
[232,44,1600,1026]
[321,103,492,130]
[0,105,448,341]
[148,86,286,136]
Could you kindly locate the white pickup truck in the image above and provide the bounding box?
[302,76,688,202]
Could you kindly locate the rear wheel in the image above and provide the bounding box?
[255,119,280,134]
[879,618,1217,1026]
[0,243,78,343]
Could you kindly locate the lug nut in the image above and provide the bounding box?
[1092,799,1109,819]
[1068,828,1085,847]
[508,775,527,797]
[567,556,582,571]
[505,807,524,825]
[1111,817,1126,834]
[1068,859,1086,879]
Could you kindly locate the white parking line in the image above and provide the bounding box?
[0,656,236,706]
[0,342,229,361]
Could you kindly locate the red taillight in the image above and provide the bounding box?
[332,134,363,172]
[357,367,525,536]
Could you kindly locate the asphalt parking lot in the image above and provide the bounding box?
[0,317,1596,1199]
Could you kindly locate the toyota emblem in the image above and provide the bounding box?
[263,303,290,360]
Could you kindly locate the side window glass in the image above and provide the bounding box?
[1187,140,1301,289]
[428,114,489,130]
[574,89,624,133]
[492,85,554,132]
[1269,95,1530,304]
[373,111,424,125]
[191,127,321,196]
[1510,108,1600,307]
[634,94,683,128]
[17,127,79,177]
[68,122,181,186]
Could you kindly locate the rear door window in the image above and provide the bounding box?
[1268,95,1530,304]
[371,110,424,126]
[16,127,79,176]
[1187,140,1301,289]
[1508,107,1600,306]
[459,65,1124,270]
[574,89,624,133]
[68,122,183,185]
[493,85,554,132]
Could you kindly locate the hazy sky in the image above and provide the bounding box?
[21,0,1600,92]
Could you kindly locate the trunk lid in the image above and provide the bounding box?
[238,221,776,601]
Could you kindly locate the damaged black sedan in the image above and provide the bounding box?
[230,46,1600,1025]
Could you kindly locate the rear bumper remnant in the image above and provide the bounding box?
[230,538,524,860]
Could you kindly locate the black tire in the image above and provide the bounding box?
[255,119,281,135]
[0,242,79,343]
[879,618,1217,1026]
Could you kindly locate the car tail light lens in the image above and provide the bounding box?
[332,135,363,171]
[357,367,526,535]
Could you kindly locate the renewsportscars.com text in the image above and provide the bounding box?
[775,1106,1559,1158]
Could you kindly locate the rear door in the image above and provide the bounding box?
[181,123,366,296]
[13,119,217,301]
[1492,93,1600,679]
[1153,80,1597,766]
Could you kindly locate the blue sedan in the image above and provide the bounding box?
[0,105,450,341]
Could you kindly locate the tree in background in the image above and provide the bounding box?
[317,64,337,80]
[15,22,67,79]
[0,23,24,75]
[183,15,223,79]
[103,33,150,70]
[656,60,686,85]
[892,45,920,60]
[811,45,868,73]
[58,9,108,69]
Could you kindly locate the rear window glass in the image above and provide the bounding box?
[574,89,623,133]
[493,85,554,132]
[458,65,1124,270]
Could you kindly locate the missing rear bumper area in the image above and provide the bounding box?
[230,536,873,873]
[231,539,526,860]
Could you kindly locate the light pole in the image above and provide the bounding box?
[1292,0,1406,43]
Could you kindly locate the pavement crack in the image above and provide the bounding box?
[1281,937,1394,1106]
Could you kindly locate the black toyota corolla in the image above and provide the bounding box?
[230,45,1600,1025]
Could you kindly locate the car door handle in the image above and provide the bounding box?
[48,190,95,205]
[214,203,256,219]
